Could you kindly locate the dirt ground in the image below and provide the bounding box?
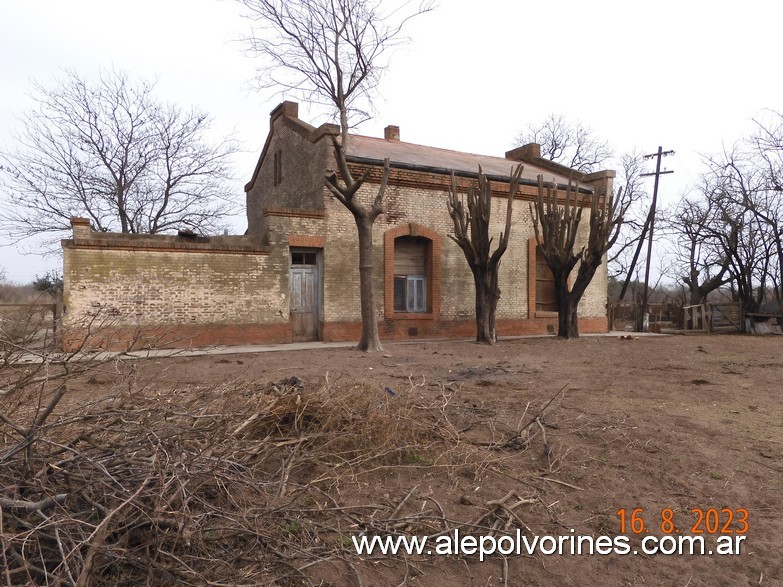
[7,333,783,586]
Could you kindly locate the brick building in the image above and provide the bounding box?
[61,101,614,349]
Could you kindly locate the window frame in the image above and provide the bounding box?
[384,224,441,321]
[273,149,283,186]
[528,237,560,318]
[535,245,557,313]
[394,274,426,313]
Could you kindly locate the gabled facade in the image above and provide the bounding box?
[61,101,613,350]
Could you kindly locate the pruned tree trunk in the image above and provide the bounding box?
[531,175,625,339]
[553,271,578,338]
[472,268,501,343]
[447,165,523,344]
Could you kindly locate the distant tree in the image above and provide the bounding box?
[531,176,628,338]
[0,266,6,284]
[703,139,781,309]
[32,270,63,294]
[446,165,523,344]
[0,69,238,250]
[237,0,433,352]
[514,114,613,173]
[664,187,733,305]
[746,111,783,299]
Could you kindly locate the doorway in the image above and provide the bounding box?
[289,248,322,341]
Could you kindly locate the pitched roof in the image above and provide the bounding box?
[245,101,613,193]
[755,299,783,315]
[345,134,574,185]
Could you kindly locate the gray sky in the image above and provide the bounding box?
[2,0,781,282]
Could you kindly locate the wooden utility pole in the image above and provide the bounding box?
[638,146,674,331]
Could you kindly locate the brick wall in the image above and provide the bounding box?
[62,228,289,349]
[318,168,609,336]
[245,104,333,236]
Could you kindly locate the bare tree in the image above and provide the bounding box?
[326,149,391,351]
[514,114,613,173]
[607,151,648,284]
[748,111,783,298]
[531,177,627,338]
[237,0,433,351]
[446,165,522,344]
[0,70,238,250]
[665,189,733,305]
[513,115,648,293]
[718,200,770,311]
[703,141,780,309]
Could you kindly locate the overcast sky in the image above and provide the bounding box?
[2,0,781,282]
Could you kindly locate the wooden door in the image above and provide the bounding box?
[290,265,319,341]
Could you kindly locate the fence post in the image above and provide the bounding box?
[54,291,63,348]
[740,302,746,333]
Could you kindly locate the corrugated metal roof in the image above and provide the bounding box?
[756,299,783,315]
[344,135,573,185]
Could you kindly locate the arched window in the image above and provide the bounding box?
[393,236,428,313]
[384,224,441,320]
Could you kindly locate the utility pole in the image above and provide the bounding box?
[638,146,674,331]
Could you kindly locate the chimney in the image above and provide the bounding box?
[70,217,91,242]
[506,143,541,161]
[384,125,400,141]
[270,101,299,122]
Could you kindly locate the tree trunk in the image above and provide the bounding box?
[553,270,579,338]
[472,268,497,344]
[774,223,783,300]
[556,295,580,339]
[488,269,500,342]
[355,214,383,352]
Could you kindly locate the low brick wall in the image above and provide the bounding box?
[61,227,290,351]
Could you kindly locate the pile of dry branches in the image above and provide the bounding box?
[1,329,569,585]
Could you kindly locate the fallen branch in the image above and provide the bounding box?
[0,493,67,513]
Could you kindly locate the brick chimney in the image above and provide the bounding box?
[506,143,541,161]
[384,125,400,141]
[270,101,299,122]
[70,217,91,242]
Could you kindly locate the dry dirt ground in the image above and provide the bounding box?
[4,333,782,586]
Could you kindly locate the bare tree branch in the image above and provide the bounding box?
[0,69,240,251]
[514,114,613,174]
